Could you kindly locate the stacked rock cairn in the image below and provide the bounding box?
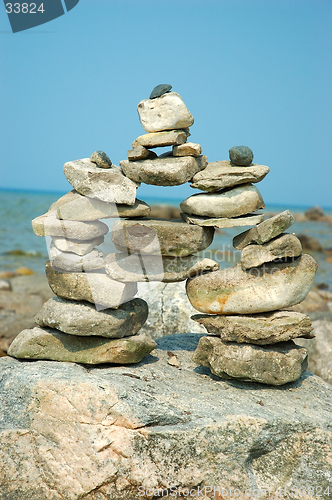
[8,84,318,386]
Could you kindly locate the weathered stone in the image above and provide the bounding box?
[186,254,318,314]
[180,183,265,218]
[181,212,264,228]
[127,146,157,161]
[45,261,137,309]
[149,83,172,98]
[297,234,323,252]
[1,338,332,498]
[193,336,308,385]
[137,92,194,133]
[51,235,104,256]
[49,245,104,272]
[8,327,156,365]
[295,318,332,385]
[55,190,150,221]
[139,282,207,338]
[192,310,314,345]
[233,210,295,249]
[111,218,214,256]
[241,233,302,270]
[34,297,148,338]
[291,290,330,313]
[63,158,139,204]
[120,155,207,187]
[105,253,219,282]
[229,145,254,166]
[32,211,109,239]
[190,161,270,192]
[305,205,324,221]
[132,130,188,149]
[173,142,202,157]
[0,280,11,291]
[90,151,112,169]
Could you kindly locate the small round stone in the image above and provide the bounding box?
[90,151,112,169]
[229,146,254,166]
[149,84,172,99]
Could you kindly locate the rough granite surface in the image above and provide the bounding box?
[0,334,332,499]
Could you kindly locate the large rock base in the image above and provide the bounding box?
[0,333,332,499]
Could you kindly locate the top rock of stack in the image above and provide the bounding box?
[90,151,112,169]
[137,92,194,133]
[149,84,172,99]
[229,146,254,166]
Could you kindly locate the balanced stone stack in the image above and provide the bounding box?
[184,147,318,384]
[105,84,219,286]
[8,151,156,364]
[180,145,269,228]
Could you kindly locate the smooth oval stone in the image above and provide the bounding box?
[192,310,314,345]
[90,151,112,169]
[229,146,254,166]
[180,184,265,218]
[191,161,270,192]
[49,244,104,272]
[105,253,219,283]
[186,254,318,315]
[8,327,156,365]
[111,219,214,257]
[233,210,295,249]
[137,92,194,133]
[240,233,302,270]
[55,190,150,221]
[192,336,308,385]
[149,84,172,99]
[34,297,148,338]
[32,211,109,240]
[51,236,104,256]
[63,158,139,205]
[45,261,137,310]
[120,155,207,187]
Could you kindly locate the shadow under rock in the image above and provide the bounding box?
[155,332,206,352]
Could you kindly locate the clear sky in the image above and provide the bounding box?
[1,0,331,208]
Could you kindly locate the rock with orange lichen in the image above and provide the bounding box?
[186,254,318,315]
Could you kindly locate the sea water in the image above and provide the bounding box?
[0,188,332,287]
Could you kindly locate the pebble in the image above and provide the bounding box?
[63,158,139,205]
[181,212,264,228]
[90,151,112,169]
[105,253,219,282]
[240,233,302,270]
[192,310,314,344]
[137,92,194,133]
[32,211,109,239]
[193,336,308,385]
[55,190,150,221]
[233,210,295,249]
[180,184,265,218]
[111,218,214,257]
[51,235,104,256]
[186,254,318,315]
[149,84,172,99]
[229,146,254,166]
[0,280,11,291]
[132,130,188,149]
[8,327,156,365]
[45,261,137,309]
[127,146,157,161]
[35,297,148,338]
[190,161,270,192]
[173,142,202,157]
[49,244,104,272]
[120,155,207,187]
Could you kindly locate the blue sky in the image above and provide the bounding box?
[1,0,331,208]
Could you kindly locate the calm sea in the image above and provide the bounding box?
[1,188,332,287]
